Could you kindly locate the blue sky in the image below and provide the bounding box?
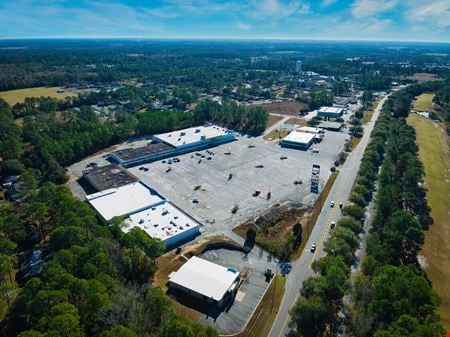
[0,0,449,41]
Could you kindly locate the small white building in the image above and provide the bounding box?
[280,131,316,150]
[318,106,345,118]
[169,256,240,306]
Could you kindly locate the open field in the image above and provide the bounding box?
[284,117,307,126]
[405,73,440,83]
[256,101,308,116]
[233,275,286,337]
[413,93,435,112]
[266,114,284,128]
[407,114,450,329]
[0,86,77,105]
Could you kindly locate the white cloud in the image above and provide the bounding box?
[321,0,337,7]
[404,1,450,28]
[352,0,399,18]
[251,0,303,19]
[297,3,310,14]
[237,22,251,30]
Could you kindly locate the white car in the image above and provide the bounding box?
[330,200,335,207]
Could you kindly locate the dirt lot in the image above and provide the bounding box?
[256,101,308,116]
[284,117,307,126]
[266,114,284,128]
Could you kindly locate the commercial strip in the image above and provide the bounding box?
[82,164,138,192]
[109,125,236,167]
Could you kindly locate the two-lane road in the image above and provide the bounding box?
[268,93,390,337]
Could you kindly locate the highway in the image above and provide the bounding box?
[268,93,390,337]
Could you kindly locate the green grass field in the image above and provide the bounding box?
[413,93,435,112]
[405,73,440,83]
[0,86,77,106]
[407,114,450,329]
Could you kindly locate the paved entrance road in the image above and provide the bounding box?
[268,93,391,337]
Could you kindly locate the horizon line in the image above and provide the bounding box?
[0,36,449,44]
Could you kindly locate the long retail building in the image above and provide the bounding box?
[109,125,236,167]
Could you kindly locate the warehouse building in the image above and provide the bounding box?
[86,181,200,247]
[109,125,236,167]
[318,106,345,119]
[168,256,240,307]
[123,202,201,248]
[109,141,174,167]
[154,125,236,152]
[280,130,316,150]
[82,164,138,192]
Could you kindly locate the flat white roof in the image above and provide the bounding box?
[123,201,200,242]
[296,126,321,134]
[86,182,164,221]
[154,125,232,148]
[283,131,316,144]
[169,256,240,301]
[319,106,344,113]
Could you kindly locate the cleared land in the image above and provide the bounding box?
[405,73,440,83]
[266,114,284,128]
[0,86,77,105]
[284,117,307,126]
[413,93,435,112]
[407,114,450,329]
[255,101,308,116]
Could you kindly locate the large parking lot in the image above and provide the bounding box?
[129,132,347,236]
[67,127,348,238]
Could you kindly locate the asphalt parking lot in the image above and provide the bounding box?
[130,132,347,236]
[67,128,348,238]
[198,246,280,334]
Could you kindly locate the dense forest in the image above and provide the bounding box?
[289,84,445,337]
[0,40,447,91]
